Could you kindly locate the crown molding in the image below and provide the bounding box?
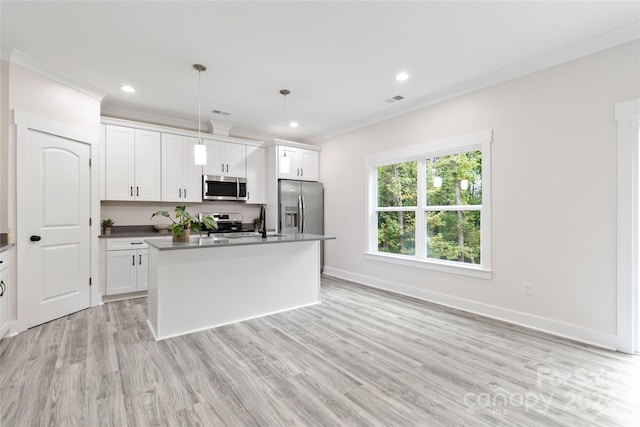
[9,49,105,100]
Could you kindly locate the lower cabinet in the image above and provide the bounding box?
[0,250,10,339]
[106,237,166,295]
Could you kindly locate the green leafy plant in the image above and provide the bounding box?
[101,218,114,228]
[252,216,262,230]
[151,206,217,239]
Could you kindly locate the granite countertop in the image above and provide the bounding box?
[100,225,171,239]
[146,233,335,251]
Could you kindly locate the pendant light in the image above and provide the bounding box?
[279,89,291,174]
[193,64,207,166]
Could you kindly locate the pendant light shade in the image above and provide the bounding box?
[194,144,207,165]
[193,63,207,166]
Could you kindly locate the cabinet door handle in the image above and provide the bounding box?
[226,164,229,173]
[247,191,250,200]
[132,255,135,266]
[0,280,5,297]
[130,242,143,245]
[184,188,187,198]
[30,235,42,242]
[139,254,142,265]
[221,163,224,173]
[179,188,182,198]
[136,186,139,197]
[130,186,133,197]
[300,168,303,176]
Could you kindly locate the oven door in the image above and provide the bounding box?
[203,175,247,201]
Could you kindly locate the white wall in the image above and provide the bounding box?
[101,201,262,227]
[6,61,101,327]
[319,41,640,349]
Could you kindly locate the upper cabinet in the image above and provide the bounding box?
[161,134,202,202]
[203,141,246,178]
[246,146,266,204]
[278,145,319,181]
[101,118,265,203]
[104,125,161,201]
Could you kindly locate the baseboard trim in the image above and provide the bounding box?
[323,267,619,351]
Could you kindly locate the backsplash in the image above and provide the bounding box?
[101,201,262,226]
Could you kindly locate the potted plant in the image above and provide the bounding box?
[252,216,262,232]
[151,205,217,242]
[101,218,114,235]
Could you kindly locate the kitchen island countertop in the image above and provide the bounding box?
[146,233,335,251]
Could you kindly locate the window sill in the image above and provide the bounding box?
[363,252,492,279]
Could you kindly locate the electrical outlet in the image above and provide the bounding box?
[523,281,533,296]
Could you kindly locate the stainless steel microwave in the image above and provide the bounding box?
[202,175,247,201]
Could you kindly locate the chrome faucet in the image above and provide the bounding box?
[259,204,267,239]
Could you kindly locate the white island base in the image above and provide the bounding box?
[147,238,322,340]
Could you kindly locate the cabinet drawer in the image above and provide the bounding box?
[0,251,8,272]
[107,238,149,250]
[106,236,170,251]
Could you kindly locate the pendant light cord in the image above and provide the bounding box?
[280,89,291,140]
[198,69,202,143]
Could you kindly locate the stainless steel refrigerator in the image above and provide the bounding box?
[278,179,324,270]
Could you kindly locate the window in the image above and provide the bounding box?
[366,130,492,278]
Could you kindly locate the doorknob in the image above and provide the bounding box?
[30,235,41,242]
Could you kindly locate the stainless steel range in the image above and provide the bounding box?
[199,213,256,237]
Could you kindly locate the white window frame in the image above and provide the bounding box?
[364,130,493,279]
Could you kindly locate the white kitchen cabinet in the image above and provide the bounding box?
[246,146,266,204]
[105,125,161,200]
[0,250,11,339]
[278,146,319,181]
[106,238,164,295]
[203,140,246,178]
[161,134,202,202]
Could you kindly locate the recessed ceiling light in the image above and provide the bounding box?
[289,121,299,128]
[120,85,136,93]
[395,72,409,82]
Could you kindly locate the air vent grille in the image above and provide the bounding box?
[385,95,405,104]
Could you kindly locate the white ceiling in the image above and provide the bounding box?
[1,1,639,143]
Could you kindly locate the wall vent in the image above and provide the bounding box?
[385,95,405,104]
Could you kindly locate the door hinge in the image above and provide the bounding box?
[89,277,92,286]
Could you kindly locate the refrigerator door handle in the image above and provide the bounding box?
[297,195,303,233]
[300,196,306,233]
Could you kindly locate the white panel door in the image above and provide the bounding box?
[22,130,91,327]
[133,129,161,200]
[105,125,134,200]
[161,133,184,202]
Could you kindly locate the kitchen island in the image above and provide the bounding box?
[146,233,334,340]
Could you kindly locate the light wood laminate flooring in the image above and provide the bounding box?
[1,277,639,426]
